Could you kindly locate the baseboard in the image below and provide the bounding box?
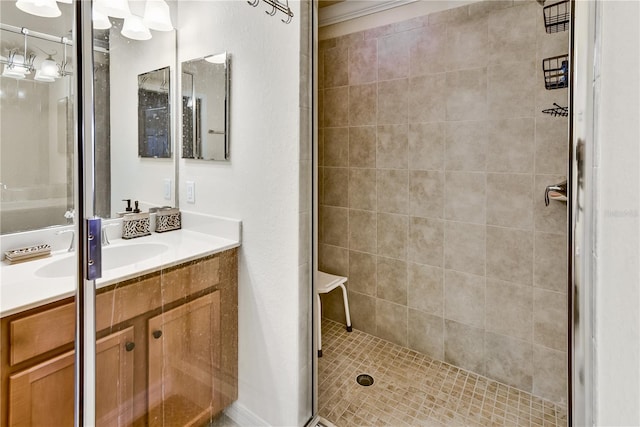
[225,402,270,427]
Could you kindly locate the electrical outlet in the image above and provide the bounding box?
[163,179,171,200]
[186,181,195,203]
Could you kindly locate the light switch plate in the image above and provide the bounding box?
[186,181,195,203]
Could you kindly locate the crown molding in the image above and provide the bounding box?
[318,0,419,27]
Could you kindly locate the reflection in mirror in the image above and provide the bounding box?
[0,2,76,234]
[138,67,171,158]
[181,52,229,161]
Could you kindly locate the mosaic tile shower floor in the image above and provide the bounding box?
[318,319,567,427]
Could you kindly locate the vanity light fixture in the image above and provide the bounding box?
[94,0,131,19]
[93,9,112,30]
[2,53,29,79]
[15,0,61,18]
[122,14,152,41]
[205,53,226,64]
[34,55,59,81]
[143,0,173,31]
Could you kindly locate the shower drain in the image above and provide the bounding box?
[356,374,374,386]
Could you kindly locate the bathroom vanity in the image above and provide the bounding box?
[0,224,240,427]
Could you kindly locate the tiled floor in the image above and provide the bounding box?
[318,319,567,427]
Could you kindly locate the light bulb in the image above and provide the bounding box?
[39,58,59,78]
[94,0,131,19]
[93,9,112,30]
[121,15,152,41]
[143,0,173,31]
[15,0,61,18]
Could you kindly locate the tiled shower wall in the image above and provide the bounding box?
[318,1,569,405]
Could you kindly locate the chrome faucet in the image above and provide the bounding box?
[57,229,75,252]
[101,222,120,246]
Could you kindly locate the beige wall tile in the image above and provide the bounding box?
[348,291,377,335]
[318,45,325,90]
[444,221,486,276]
[533,345,568,405]
[349,168,377,210]
[319,243,349,277]
[320,288,348,324]
[377,124,408,169]
[377,169,409,214]
[408,122,445,171]
[535,117,569,175]
[533,289,567,351]
[324,46,349,88]
[324,86,349,127]
[349,83,377,126]
[377,213,408,260]
[378,78,409,125]
[409,23,447,76]
[445,68,487,121]
[377,256,408,305]
[444,171,486,224]
[487,118,535,173]
[408,217,444,267]
[349,126,376,168]
[486,173,534,229]
[320,206,349,247]
[376,299,408,346]
[409,170,444,219]
[485,278,533,342]
[324,127,349,167]
[446,15,488,71]
[485,332,533,391]
[349,209,377,253]
[349,250,377,296]
[378,31,412,81]
[409,309,444,359]
[488,2,536,65]
[408,73,447,123]
[445,121,487,172]
[445,270,485,328]
[535,73,569,120]
[487,61,536,119]
[534,174,567,234]
[349,38,378,85]
[323,167,349,207]
[407,263,444,315]
[444,320,485,374]
[534,232,567,293]
[486,226,533,285]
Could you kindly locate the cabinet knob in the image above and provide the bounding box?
[152,330,163,339]
[125,342,135,352]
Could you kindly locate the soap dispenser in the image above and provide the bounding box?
[118,199,133,217]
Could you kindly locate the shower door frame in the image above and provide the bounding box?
[73,1,99,425]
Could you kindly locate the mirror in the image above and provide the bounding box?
[138,67,171,158]
[1,1,177,234]
[181,52,230,161]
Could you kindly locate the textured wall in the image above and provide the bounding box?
[318,0,569,404]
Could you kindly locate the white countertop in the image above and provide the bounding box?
[1,227,240,318]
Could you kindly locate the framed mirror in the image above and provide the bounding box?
[138,66,171,158]
[181,52,230,161]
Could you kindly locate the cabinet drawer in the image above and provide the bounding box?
[10,277,161,365]
[10,303,75,366]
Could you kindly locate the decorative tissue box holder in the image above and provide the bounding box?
[122,213,151,239]
[155,208,181,233]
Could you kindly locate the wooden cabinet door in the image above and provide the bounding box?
[147,292,221,427]
[8,327,135,427]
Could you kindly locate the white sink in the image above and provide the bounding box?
[35,243,169,279]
